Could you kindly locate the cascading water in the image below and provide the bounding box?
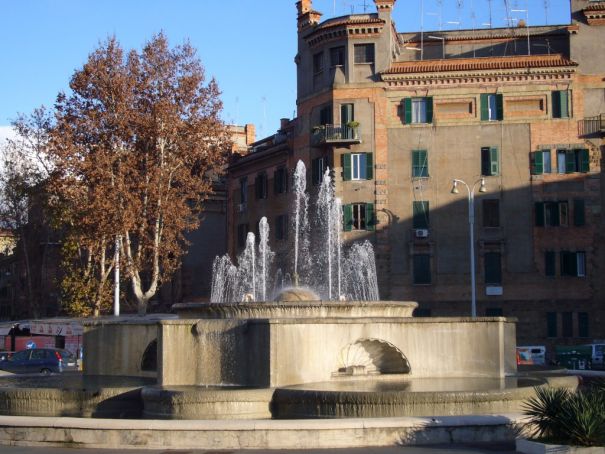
[210,159,380,303]
[291,160,310,286]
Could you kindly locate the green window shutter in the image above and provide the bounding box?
[574,199,586,226]
[413,201,429,229]
[480,94,489,121]
[545,251,556,277]
[425,97,433,123]
[531,151,544,175]
[559,90,569,118]
[490,147,499,176]
[403,98,412,124]
[312,158,319,185]
[552,91,561,118]
[579,149,589,173]
[365,203,375,231]
[547,312,557,337]
[343,204,353,231]
[565,150,576,173]
[273,170,279,194]
[365,153,373,180]
[535,202,545,226]
[496,94,504,120]
[412,149,428,177]
[552,202,560,226]
[342,153,352,181]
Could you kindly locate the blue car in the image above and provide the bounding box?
[0,348,77,374]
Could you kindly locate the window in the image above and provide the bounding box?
[560,251,586,277]
[413,254,431,284]
[557,149,566,173]
[351,153,367,180]
[552,90,570,119]
[482,199,500,228]
[531,150,552,175]
[354,43,374,64]
[412,201,429,229]
[343,203,375,231]
[319,105,333,125]
[480,94,503,121]
[578,312,589,338]
[342,153,373,181]
[535,201,568,227]
[274,167,288,195]
[275,214,288,240]
[239,177,248,205]
[547,312,557,337]
[255,172,268,199]
[484,252,502,284]
[312,157,326,186]
[237,223,249,248]
[411,149,428,178]
[341,103,354,126]
[481,147,499,176]
[545,251,556,277]
[485,308,504,316]
[573,199,585,226]
[403,97,433,124]
[313,52,324,74]
[330,46,345,66]
[557,149,589,173]
[562,312,573,338]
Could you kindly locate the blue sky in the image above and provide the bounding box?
[0,0,571,142]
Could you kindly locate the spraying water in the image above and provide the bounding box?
[210,159,380,303]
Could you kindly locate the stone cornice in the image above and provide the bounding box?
[305,16,385,47]
[583,2,605,25]
[380,55,577,86]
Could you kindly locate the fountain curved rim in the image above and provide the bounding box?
[172,300,419,319]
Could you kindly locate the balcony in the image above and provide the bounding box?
[578,114,605,137]
[311,124,361,147]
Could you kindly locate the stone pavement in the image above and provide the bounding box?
[0,443,519,453]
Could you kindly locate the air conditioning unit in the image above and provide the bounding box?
[238,203,247,213]
[415,229,429,238]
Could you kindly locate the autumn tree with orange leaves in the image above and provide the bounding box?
[50,34,230,315]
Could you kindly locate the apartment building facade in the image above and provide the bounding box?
[226,0,605,348]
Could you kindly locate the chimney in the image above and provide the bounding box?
[296,0,312,17]
[296,0,322,31]
[375,0,396,19]
[280,118,290,130]
[245,124,256,145]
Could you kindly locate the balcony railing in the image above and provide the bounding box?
[311,124,361,146]
[578,114,605,137]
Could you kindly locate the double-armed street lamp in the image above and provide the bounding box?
[450,178,487,318]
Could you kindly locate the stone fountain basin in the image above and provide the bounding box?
[172,300,418,319]
[0,373,578,420]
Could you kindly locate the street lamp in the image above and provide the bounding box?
[450,178,487,318]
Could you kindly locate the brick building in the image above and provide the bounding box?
[226,0,605,349]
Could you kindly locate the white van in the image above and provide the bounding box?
[584,344,605,368]
[516,346,546,366]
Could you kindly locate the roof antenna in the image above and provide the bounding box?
[543,0,550,24]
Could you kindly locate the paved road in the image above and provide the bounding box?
[0,443,519,453]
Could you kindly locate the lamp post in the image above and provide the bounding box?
[450,178,487,318]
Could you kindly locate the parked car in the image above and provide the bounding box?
[0,348,77,374]
[0,351,14,361]
[516,346,546,366]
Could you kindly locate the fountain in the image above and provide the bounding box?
[0,160,579,449]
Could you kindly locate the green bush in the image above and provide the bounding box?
[523,383,605,447]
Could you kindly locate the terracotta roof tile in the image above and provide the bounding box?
[382,54,577,75]
[583,2,605,11]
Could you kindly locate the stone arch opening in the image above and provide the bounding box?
[141,339,157,372]
[337,338,411,375]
